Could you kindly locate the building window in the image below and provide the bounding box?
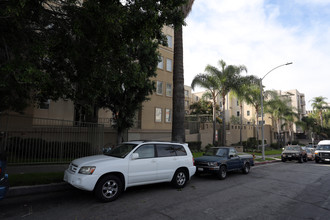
[237,111,240,117]
[157,56,164,69]
[156,81,163,95]
[155,108,162,122]
[237,100,239,106]
[165,109,172,123]
[195,96,199,101]
[39,99,50,109]
[166,35,173,48]
[184,90,189,97]
[185,100,189,107]
[247,110,250,116]
[166,58,172,72]
[166,83,172,97]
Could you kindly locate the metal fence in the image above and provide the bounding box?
[0,114,104,165]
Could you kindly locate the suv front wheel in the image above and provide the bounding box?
[95,175,123,202]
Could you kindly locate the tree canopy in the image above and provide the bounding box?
[1,0,186,142]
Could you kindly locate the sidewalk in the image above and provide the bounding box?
[4,159,281,199]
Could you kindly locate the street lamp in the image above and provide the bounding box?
[260,62,293,160]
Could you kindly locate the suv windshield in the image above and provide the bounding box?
[316,145,330,150]
[204,148,228,157]
[285,146,300,151]
[104,144,138,158]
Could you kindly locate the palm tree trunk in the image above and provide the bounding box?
[240,103,243,145]
[212,103,216,145]
[222,94,226,146]
[172,25,185,143]
[255,111,259,149]
[172,1,194,143]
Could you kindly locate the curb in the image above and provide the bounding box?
[6,182,73,198]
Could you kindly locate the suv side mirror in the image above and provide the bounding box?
[131,153,139,160]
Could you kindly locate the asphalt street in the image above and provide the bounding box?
[1,161,330,220]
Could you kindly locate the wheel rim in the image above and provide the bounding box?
[102,180,118,199]
[176,172,186,186]
[245,165,249,173]
[221,167,226,178]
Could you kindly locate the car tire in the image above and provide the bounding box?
[171,169,188,189]
[217,165,227,180]
[315,158,319,163]
[299,156,303,163]
[281,158,286,162]
[95,175,122,202]
[242,163,250,174]
[303,156,308,162]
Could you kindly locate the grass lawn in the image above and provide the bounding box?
[249,150,282,156]
[254,157,277,162]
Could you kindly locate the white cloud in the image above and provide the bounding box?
[183,0,330,109]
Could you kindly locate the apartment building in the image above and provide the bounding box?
[2,26,176,143]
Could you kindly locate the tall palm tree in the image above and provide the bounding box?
[172,0,195,143]
[242,84,261,145]
[191,73,221,145]
[310,96,328,127]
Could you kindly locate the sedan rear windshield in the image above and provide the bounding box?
[204,148,228,157]
[285,146,300,151]
[104,144,138,158]
[316,145,330,150]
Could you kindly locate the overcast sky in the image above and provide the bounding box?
[183,0,330,110]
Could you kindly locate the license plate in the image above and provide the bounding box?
[198,168,204,172]
[288,155,292,157]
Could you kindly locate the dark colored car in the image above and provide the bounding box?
[281,145,307,163]
[194,147,254,180]
[0,152,9,200]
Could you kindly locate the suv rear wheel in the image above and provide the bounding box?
[171,169,188,188]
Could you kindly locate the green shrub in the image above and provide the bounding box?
[187,141,201,152]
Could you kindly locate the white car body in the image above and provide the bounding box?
[64,141,196,198]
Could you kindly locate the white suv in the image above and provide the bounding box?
[64,141,196,202]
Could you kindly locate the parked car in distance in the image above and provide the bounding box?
[281,145,307,163]
[64,141,196,202]
[194,147,254,180]
[315,140,330,163]
[305,147,315,161]
[0,152,9,200]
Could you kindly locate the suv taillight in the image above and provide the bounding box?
[192,157,195,166]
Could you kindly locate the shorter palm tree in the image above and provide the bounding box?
[310,96,329,127]
[191,74,220,145]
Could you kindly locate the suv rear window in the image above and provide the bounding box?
[156,144,187,157]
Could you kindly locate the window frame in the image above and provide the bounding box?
[165,108,172,123]
[166,58,172,72]
[166,83,172,97]
[157,56,164,69]
[156,81,163,95]
[155,107,162,122]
